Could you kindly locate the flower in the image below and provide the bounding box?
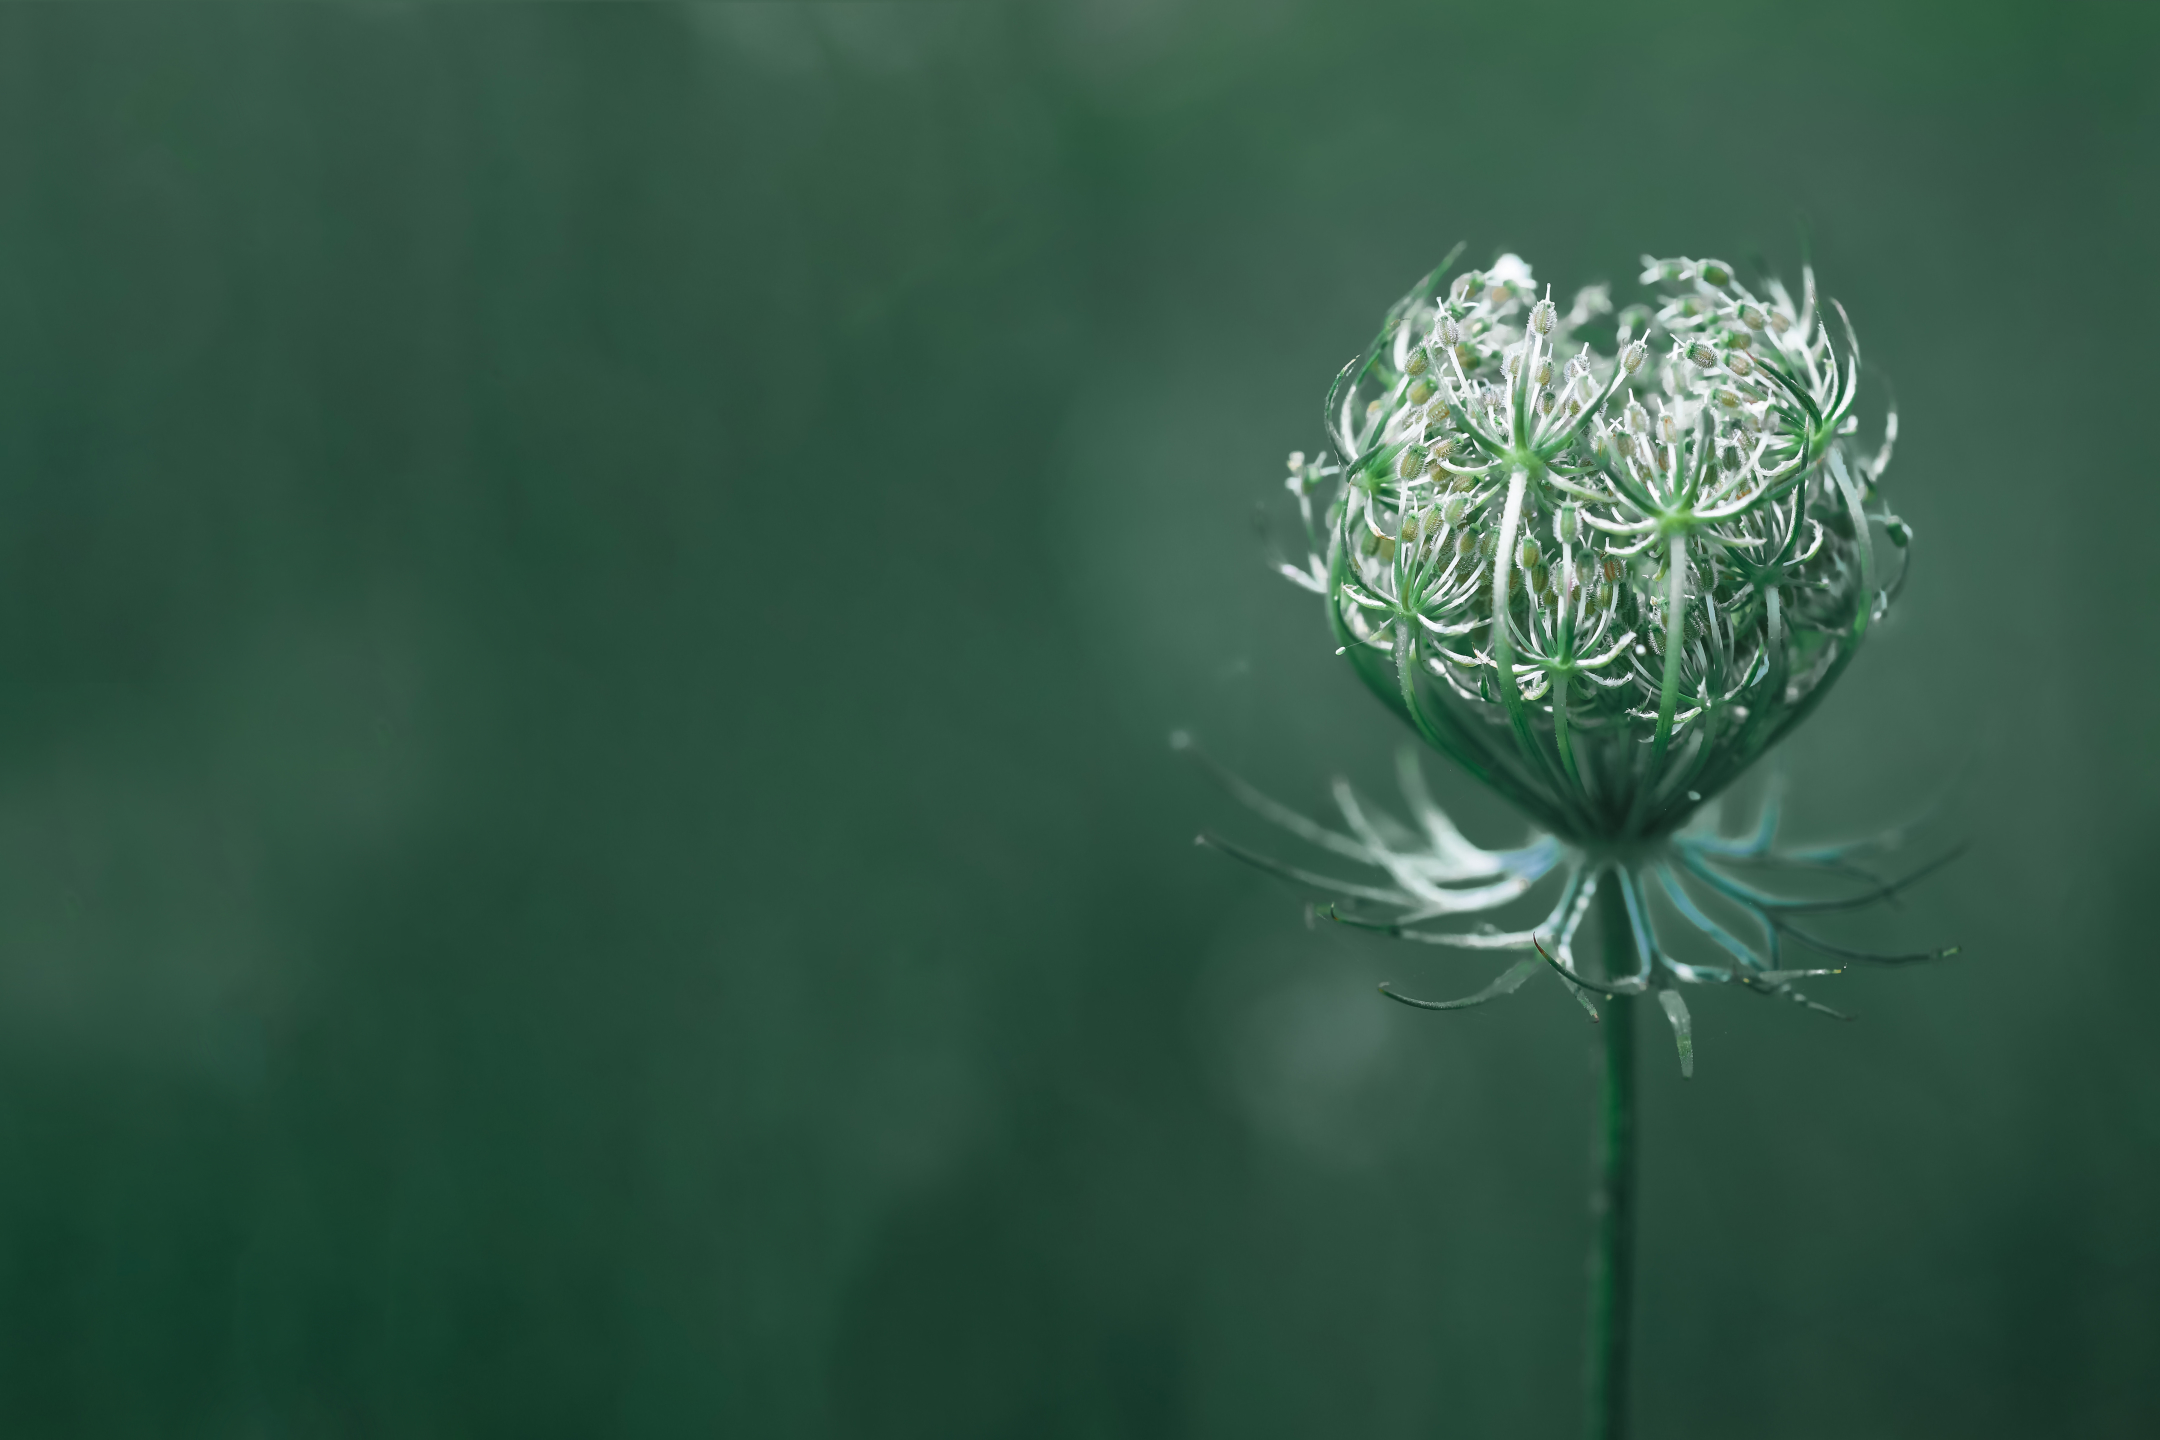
[1220,249,1953,1074]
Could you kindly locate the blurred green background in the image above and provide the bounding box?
[0,2,2153,1435]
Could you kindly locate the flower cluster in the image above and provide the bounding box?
[1280,251,1907,842]
[1192,250,1952,1074]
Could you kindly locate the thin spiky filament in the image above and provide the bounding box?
[1179,737,1957,1077]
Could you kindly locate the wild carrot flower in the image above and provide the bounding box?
[1197,249,1952,1077]
[1190,246,1955,1439]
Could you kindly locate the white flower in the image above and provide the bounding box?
[1221,249,1951,1072]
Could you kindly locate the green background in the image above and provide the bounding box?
[0,2,2153,1435]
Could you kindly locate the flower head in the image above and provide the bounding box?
[1227,248,1950,1075]
[1284,250,1906,843]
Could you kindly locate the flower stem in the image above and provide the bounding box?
[1585,879,1638,1440]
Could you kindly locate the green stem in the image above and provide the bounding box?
[1585,878,1638,1440]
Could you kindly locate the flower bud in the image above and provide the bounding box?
[1291,246,1891,815]
[1287,451,1306,471]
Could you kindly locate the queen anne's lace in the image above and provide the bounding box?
[1281,251,1907,842]
[1195,251,1953,1075]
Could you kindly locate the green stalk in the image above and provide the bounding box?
[1553,669,1584,803]
[1585,878,1638,1440]
[1625,531,1691,835]
[1490,468,1592,836]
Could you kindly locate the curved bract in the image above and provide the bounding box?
[1183,736,1960,1078]
[1279,251,1908,842]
